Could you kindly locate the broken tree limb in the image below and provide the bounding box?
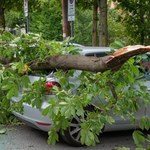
[28,55,112,72]
[28,45,150,72]
[1,45,150,73]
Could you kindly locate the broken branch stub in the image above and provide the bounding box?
[106,45,150,71]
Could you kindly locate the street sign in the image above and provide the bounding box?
[68,0,75,21]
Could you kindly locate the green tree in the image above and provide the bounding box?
[0,0,22,33]
[108,8,129,44]
[74,8,92,46]
[3,0,130,45]
[77,0,108,46]
[113,0,150,45]
[0,0,43,33]
[5,10,24,29]
[29,0,62,40]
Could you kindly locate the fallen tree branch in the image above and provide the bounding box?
[28,55,112,72]
[1,45,150,73]
[28,45,150,72]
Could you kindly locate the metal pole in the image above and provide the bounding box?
[24,0,29,33]
[25,17,29,33]
[71,21,74,38]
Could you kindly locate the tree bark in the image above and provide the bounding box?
[0,1,5,33]
[29,55,110,72]
[92,0,98,46]
[62,0,71,39]
[98,0,108,46]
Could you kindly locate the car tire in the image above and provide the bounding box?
[60,115,83,147]
[60,105,101,146]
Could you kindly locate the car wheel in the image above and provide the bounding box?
[60,105,102,147]
[60,115,83,147]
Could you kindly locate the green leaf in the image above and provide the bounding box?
[110,40,125,49]
[42,106,50,116]
[0,128,7,134]
[6,86,18,99]
[48,128,59,145]
[48,98,57,105]
[53,106,60,115]
[59,78,68,86]
[2,83,13,90]
[105,116,115,124]
[1,32,14,41]
[32,97,42,109]
[86,94,93,101]
[57,116,70,130]
[21,75,30,88]
[75,103,84,117]
[133,130,145,146]
[59,102,67,105]
[139,116,150,130]
[81,129,96,146]
[60,106,68,115]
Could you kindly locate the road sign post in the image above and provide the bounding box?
[68,0,75,21]
[68,0,75,38]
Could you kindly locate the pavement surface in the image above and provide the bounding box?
[0,124,136,150]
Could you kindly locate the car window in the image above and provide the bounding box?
[85,52,107,57]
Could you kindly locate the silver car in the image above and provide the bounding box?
[11,47,150,146]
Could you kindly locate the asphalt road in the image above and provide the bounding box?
[0,125,136,150]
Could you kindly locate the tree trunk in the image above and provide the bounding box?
[98,0,108,46]
[0,2,5,33]
[92,0,98,46]
[62,0,71,39]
